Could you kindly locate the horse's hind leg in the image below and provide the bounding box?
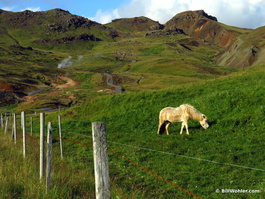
[157,121,164,134]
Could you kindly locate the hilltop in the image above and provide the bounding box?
[106,16,164,32]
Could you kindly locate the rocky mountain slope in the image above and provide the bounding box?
[215,26,265,68]
[106,9,265,69]
[0,8,119,48]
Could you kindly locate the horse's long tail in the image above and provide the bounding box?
[158,122,166,134]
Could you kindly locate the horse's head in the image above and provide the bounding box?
[200,114,209,129]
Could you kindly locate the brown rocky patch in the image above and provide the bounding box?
[0,83,16,91]
[51,76,79,89]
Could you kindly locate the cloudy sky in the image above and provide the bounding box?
[0,0,264,29]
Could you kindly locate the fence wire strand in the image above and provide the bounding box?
[65,131,265,172]
[56,135,202,198]
[108,141,265,172]
[107,148,203,199]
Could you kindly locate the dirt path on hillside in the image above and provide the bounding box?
[104,73,125,94]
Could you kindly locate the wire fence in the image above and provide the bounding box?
[66,131,265,172]
[0,112,264,198]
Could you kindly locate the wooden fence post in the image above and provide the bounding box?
[92,122,110,199]
[58,115,63,159]
[0,113,3,129]
[40,113,45,182]
[46,122,52,193]
[21,111,26,158]
[12,113,17,143]
[30,117,33,136]
[4,116,9,135]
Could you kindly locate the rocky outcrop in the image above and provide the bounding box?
[165,10,217,34]
[107,16,164,32]
[164,10,234,46]
[34,33,102,45]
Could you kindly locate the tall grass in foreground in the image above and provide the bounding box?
[0,133,97,198]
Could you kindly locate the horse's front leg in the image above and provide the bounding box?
[180,122,184,134]
[184,121,189,135]
[185,124,189,135]
[165,122,170,135]
[180,121,189,135]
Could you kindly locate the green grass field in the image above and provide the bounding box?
[59,64,265,198]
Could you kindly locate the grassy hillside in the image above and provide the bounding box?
[62,34,236,93]
[1,64,263,198]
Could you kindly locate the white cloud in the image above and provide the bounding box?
[1,6,15,11]
[91,0,265,28]
[91,9,120,24]
[21,7,41,12]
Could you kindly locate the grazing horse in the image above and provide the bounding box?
[157,104,209,135]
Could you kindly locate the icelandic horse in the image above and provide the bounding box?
[157,104,209,135]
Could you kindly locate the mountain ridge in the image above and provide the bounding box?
[0,8,259,48]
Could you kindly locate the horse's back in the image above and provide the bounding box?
[159,106,183,122]
[159,107,176,115]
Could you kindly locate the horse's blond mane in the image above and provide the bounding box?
[180,104,202,119]
[180,104,196,111]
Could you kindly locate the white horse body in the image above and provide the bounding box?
[157,104,209,135]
